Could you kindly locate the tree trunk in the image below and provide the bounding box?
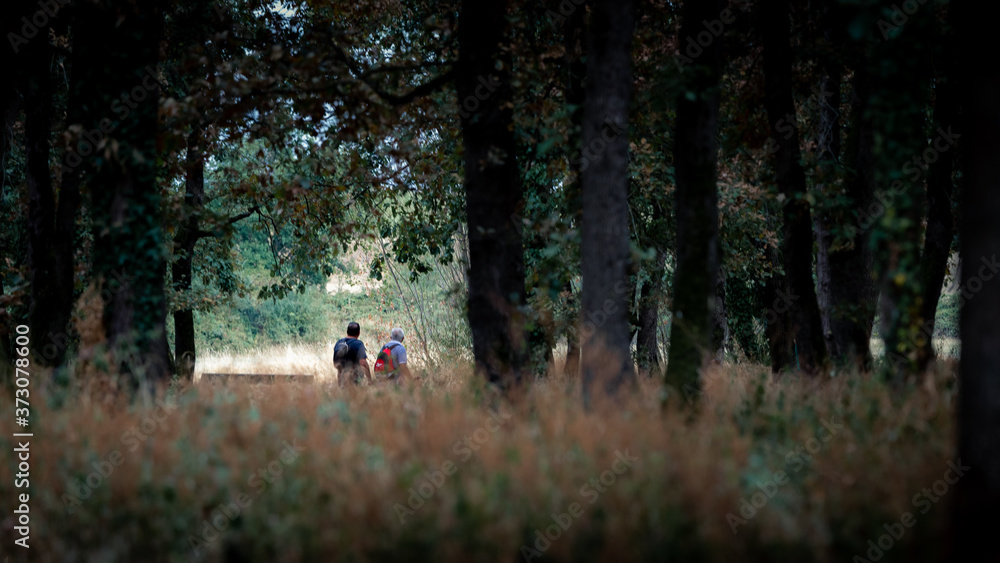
[664,0,723,395]
[914,36,958,373]
[1,24,21,381]
[636,251,666,376]
[172,126,205,381]
[764,240,795,372]
[80,0,169,388]
[580,0,636,401]
[813,67,842,359]
[710,268,729,361]
[458,0,528,391]
[761,0,827,374]
[812,1,844,360]
[23,17,79,369]
[825,66,879,372]
[868,5,933,377]
[951,1,1000,560]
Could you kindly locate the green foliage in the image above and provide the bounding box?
[194,286,337,350]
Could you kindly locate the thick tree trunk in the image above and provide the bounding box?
[172,127,204,382]
[664,0,723,394]
[580,0,636,400]
[825,68,878,371]
[952,1,1000,560]
[80,0,169,388]
[23,19,79,369]
[458,0,528,390]
[636,251,666,376]
[761,0,827,374]
[914,40,958,372]
[868,5,932,377]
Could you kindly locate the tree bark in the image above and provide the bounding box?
[825,67,878,371]
[761,0,827,374]
[458,0,528,391]
[813,68,842,358]
[1,11,24,379]
[951,1,1000,560]
[580,0,636,401]
[867,4,933,378]
[23,16,79,369]
[710,268,729,361]
[80,0,169,388]
[914,34,958,373]
[764,239,794,372]
[636,251,666,376]
[664,0,723,394]
[171,126,204,382]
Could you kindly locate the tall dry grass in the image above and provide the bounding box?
[0,359,957,562]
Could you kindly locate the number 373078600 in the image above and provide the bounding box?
[14,325,30,408]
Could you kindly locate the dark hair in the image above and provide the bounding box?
[347,322,360,337]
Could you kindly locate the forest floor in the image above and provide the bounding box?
[0,356,957,562]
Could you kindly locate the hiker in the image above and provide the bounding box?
[373,327,411,384]
[334,322,371,386]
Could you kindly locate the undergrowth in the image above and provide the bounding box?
[0,361,957,562]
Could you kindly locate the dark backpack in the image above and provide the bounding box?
[333,338,358,370]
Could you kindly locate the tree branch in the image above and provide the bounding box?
[194,205,260,239]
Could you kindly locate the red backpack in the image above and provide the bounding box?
[373,342,400,374]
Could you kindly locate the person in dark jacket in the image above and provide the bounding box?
[333,322,371,386]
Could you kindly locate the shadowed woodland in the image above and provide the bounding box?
[1,0,999,561]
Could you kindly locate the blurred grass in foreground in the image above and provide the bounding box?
[0,360,957,562]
